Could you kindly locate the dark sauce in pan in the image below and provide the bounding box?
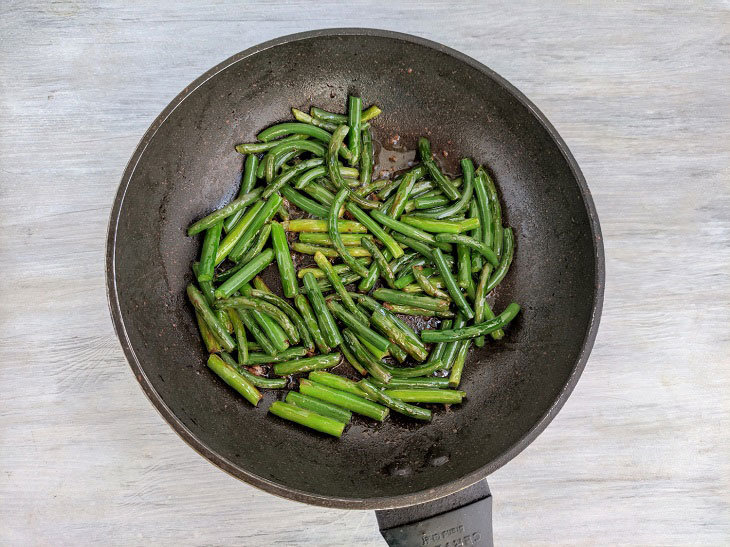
[373,133,417,178]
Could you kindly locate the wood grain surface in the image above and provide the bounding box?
[1,1,728,545]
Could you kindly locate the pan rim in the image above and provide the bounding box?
[106,27,605,510]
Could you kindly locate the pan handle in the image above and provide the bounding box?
[375,478,493,547]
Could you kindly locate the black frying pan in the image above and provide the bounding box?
[106,29,604,546]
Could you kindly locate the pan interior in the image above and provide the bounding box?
[110,32,599,505]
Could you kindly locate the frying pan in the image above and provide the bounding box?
[106,29,604,545]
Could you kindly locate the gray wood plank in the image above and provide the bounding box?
[1,1,728,545]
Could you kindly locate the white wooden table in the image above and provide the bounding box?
[2,2,728,545]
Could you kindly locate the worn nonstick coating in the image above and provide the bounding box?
[106,29,603,510]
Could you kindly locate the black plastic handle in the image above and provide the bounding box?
[376,479,493,547]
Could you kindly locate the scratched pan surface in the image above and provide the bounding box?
[106,29,603,510]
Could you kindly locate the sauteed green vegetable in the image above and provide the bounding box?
[186,96,519,437]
